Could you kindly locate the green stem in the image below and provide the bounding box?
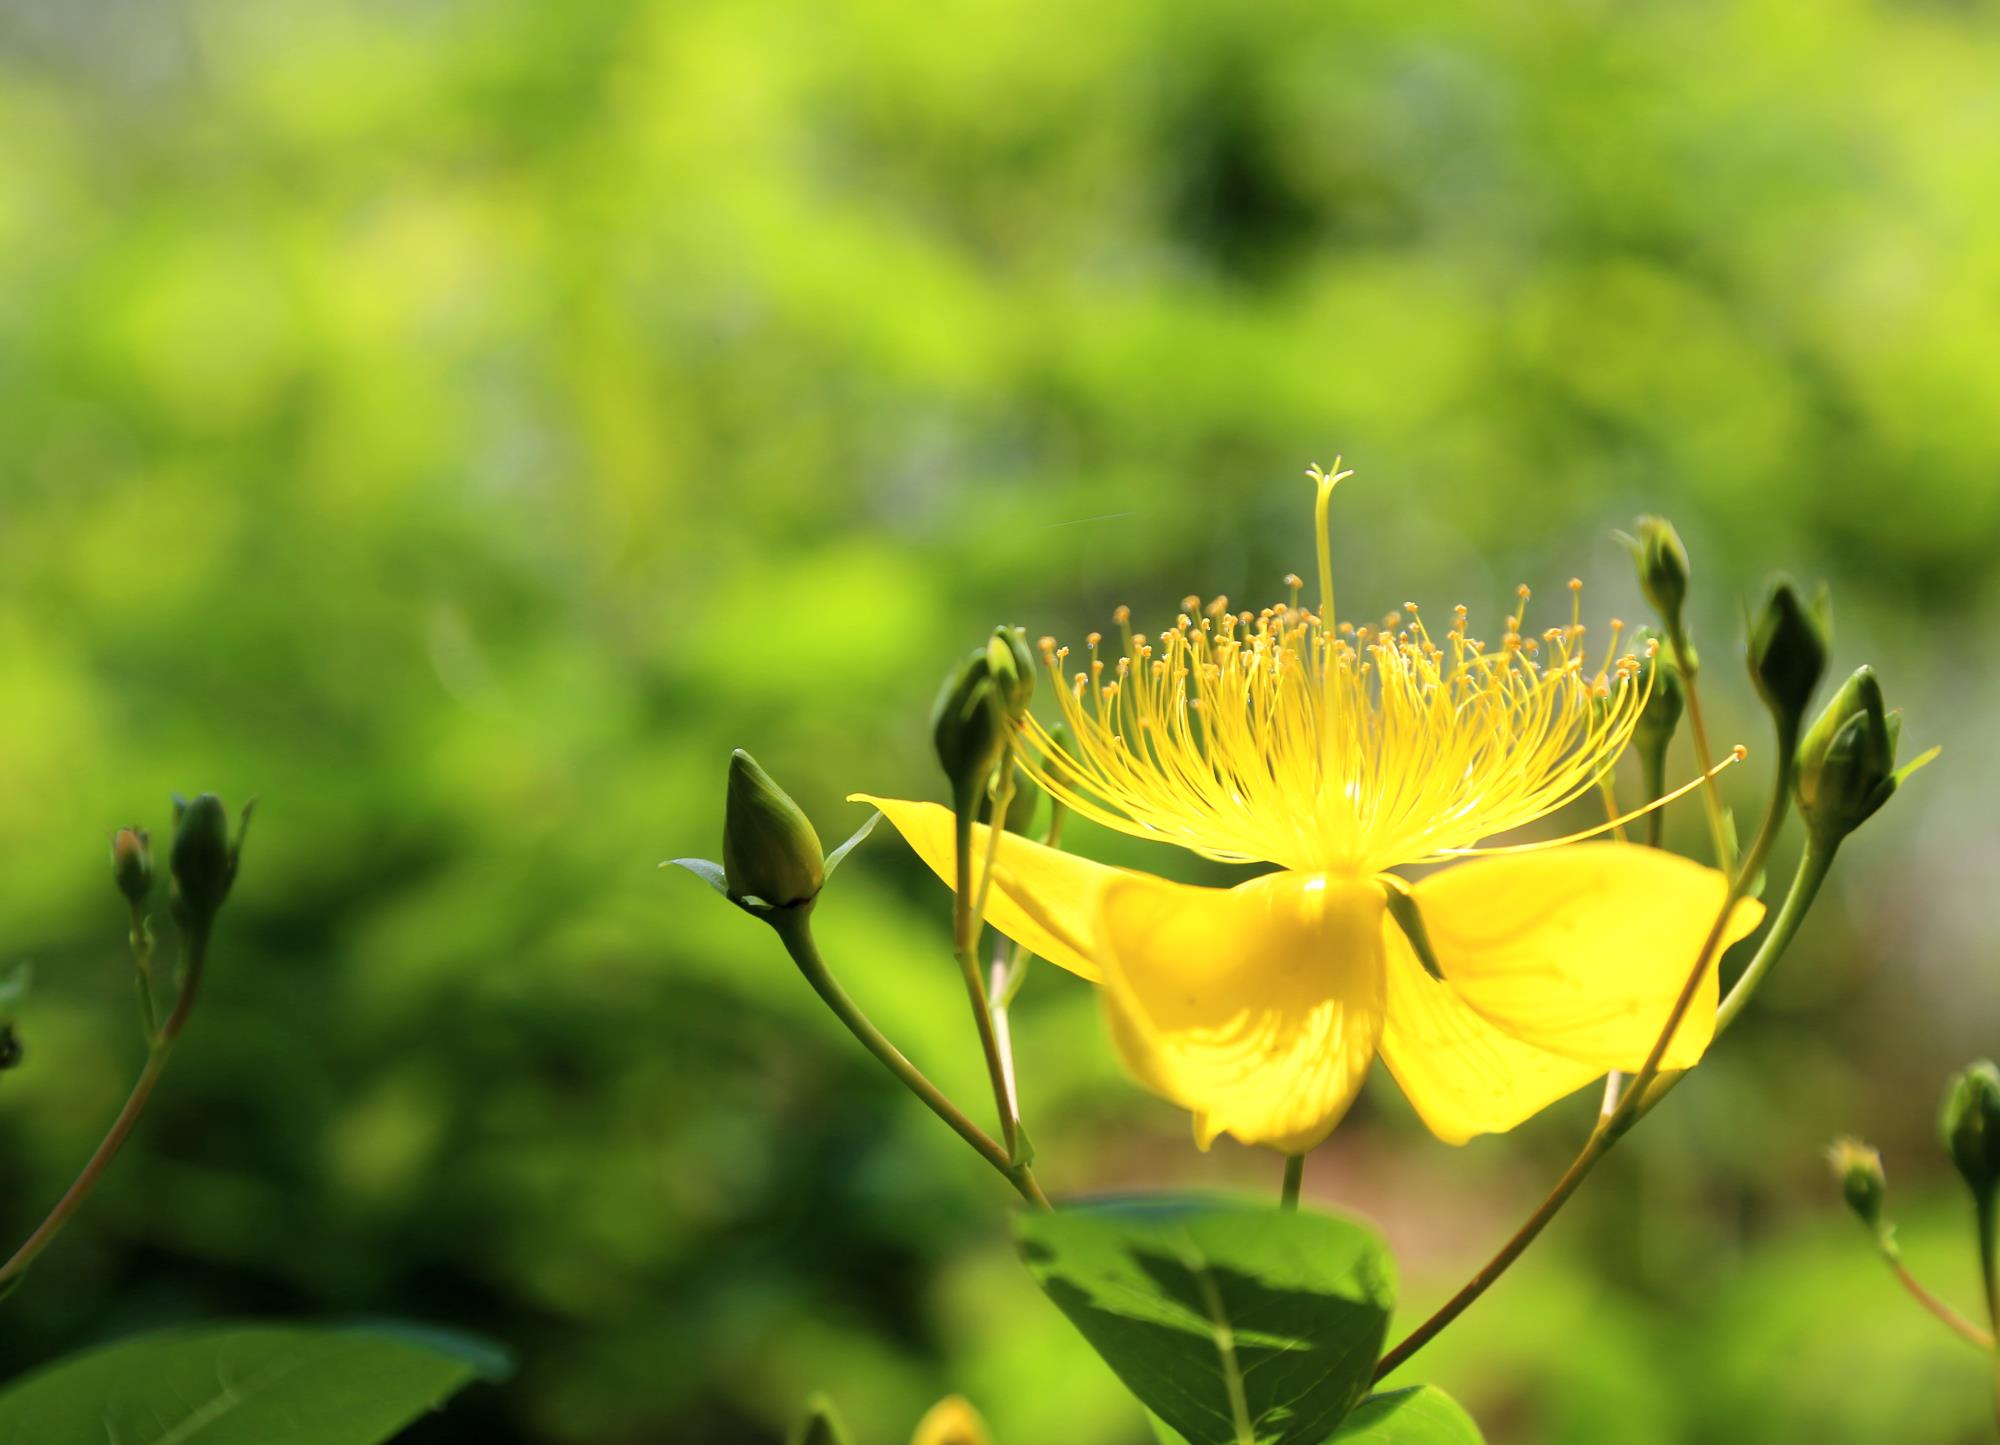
[1715,834,1836,1036]
[954,785,1020,1159]
[987,939,1023,1145]
[772,909,1048,1209]
[0,921,210,1287]
[1977,1194,2000,1434]
[128,899,158,1038]
[1668,625,1735,873]
[1375,735,1795,1383]
[1280,1155,1304,1212]
[1882,1255,1994,1351]
[1641,747,1669,850]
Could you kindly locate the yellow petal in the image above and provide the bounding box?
[1095,870,1386,1154]
[852,794,1122,981]
[910,1396,991,1445]
[1377,922,1605,1144]
[1410,844,1765,1072]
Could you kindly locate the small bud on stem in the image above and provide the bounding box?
[722,751,825,909]
[110,828,153,907]
[1748,578,1830,743]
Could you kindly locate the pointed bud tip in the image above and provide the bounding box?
[1797,665,1914,843]
[1941,1061,2000,1202]
[932,648,1010,804]
[169,792,243,929]
[1627,516,1691,628]
[110,826,153,906]
[1825,1136,1887,1233]
[723,750,825,909]
[1749,578,1830,732]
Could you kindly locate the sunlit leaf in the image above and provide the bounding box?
[1325,1387,1486,1443]
[1017,1197,1394,1445]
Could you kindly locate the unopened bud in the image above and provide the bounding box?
[1941,1061,2000,1205]
[1794,667,1929,844]
[1825,1137,1888,1239]
[1748,579,1829,738]
[789,1395,854,1445]
[110,827,153,906]
[986,626,1035,722]
[722,750,824,908]
[932,650,1009,808]
[1624,516,1691,633]
[170,793,248,932]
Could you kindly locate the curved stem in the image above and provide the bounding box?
[0,921,210,1287]
[954,788,1020,1159]
[1883,1257,1994,1352]
[1374,1120,1611,1380]
[1375,735,1796,1382]
[1280,1155,1304,1212]
[1715,834,1837,1036]
[772,910,1049,1209]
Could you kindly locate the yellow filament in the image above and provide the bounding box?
[1021,469,1722,876]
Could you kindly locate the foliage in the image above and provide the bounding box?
[0,1323,507,1444]
[0,0,1993,1441]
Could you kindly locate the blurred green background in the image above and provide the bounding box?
[1,0,1996,1440]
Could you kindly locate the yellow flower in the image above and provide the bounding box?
[859,466,1762,1154]
[910,1396,992,1445]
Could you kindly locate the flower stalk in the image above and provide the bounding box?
[1375,730,1794,1382]
[0,918,210,1288]
[769,908,1049,1209]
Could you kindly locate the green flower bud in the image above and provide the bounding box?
[788,1395,854,1445]
[1794,667,1932,843]
[932,650,1009,808]
[170,793,249,931]
[1825,1136,1888,1239]
[1748,579,1829,738]
[722,750,824,908]
[110,826,153,907]
[986,626,1036,721]
[1941,1061,2000,1205]
[1624,516,1691,632]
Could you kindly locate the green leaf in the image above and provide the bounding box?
[1016,1196,1395,1445]
[821,810,881,879]
[0,1322,509,1444]
[788,1392,854,1445]
[663,857,730,897]
[1324,1387,1485,1443]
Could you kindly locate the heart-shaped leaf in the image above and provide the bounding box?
[1017,1197,1394,1445]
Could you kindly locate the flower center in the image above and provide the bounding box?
[1020,465,1716,874]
